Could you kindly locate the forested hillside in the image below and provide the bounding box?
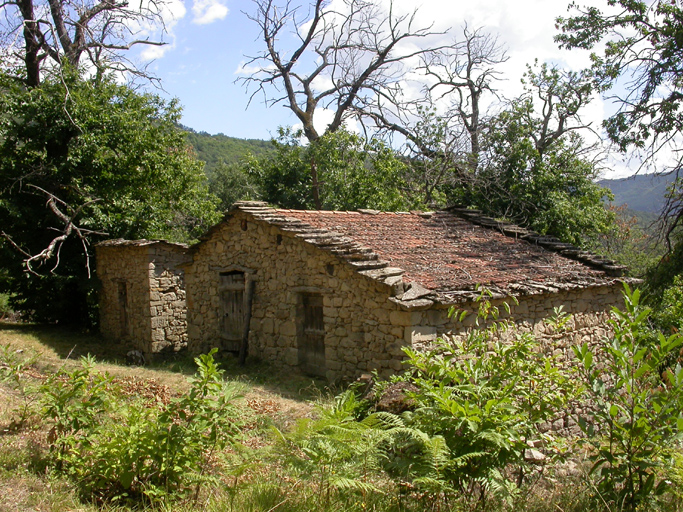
[183,127,272,175]
[599,173,676,213]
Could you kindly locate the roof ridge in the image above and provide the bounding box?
[444,207,628,277]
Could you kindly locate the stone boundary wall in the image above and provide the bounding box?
[185,211,627,383]
[97,242,190,356]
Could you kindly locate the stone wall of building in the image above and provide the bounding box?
[148,244,191,354]
[185,211,627,382]
[405,283,624,354]
[97,241,190,356]
[185,211,410,382]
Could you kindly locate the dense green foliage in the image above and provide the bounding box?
[36,350,240,504]
[574,286,683,511]
[655,275,683,334]
[556,1,683,154]
[0,72,219,324]
[419,63,614,248]
[462,101,614,247]
[243,128,420,211]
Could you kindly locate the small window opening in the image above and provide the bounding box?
[117,281,128,336]
[240,219,248,231]
[276,234,283,245]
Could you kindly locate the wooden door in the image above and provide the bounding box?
[220,271,245,351]
[298,294,326,377]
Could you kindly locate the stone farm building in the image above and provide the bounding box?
[97,201,632,381]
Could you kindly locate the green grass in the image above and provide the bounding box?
[1,322,682,512]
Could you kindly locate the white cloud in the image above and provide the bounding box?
[234,60,276,76]
[134,0,187,61]
[192,0,229,25]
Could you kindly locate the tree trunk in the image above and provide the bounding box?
[17,0,41,87]
[310,158,322,210]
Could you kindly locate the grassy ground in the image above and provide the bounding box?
[1,323,682,512]
[0,322,324,512]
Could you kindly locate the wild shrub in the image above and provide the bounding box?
[277,292,575,510]
[395,302,575,506]
[40,349,242,505]
[654,274,683,335]
[573,285,683,511]
[0,343,40,429]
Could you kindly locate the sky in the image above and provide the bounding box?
[133,0,638,177]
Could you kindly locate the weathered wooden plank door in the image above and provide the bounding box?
[298,294,326,377]
[220,271,245,351]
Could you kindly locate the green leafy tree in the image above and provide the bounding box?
[0,71,219,323]
[556,0,683,248]
[465,65,614,247]
[208,161,260,212]
[244,128,419,211]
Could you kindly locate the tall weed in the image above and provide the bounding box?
[40,349,242,505]
[574,284,683,511]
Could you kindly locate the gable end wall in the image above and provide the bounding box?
[97,244,190,355]
[185,212,414,381]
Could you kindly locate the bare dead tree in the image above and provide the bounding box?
[239,0,447,142]
[239,0,450,207]
[1,0,168,86]
[420,25,508,173]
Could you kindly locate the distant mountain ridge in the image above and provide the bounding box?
[599,173,676,213]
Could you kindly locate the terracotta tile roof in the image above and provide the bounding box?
[231,202,628,307]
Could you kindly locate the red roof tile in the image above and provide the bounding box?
[272,209,609,295]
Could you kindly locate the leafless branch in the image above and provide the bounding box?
[238,0,447,143]
[2,0,169,86]
[1,184,108,276]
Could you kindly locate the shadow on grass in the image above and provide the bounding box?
[0,322,130,364]
[0,322,331,403]
[150,349,331,402]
